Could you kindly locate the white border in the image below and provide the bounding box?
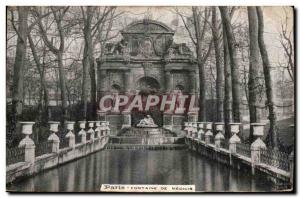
[0,0,298,198]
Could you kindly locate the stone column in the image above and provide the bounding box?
[99,69,108,92]
[250,123,266,175]
[214,122,225,150]
[205,122,213,144]
[18,122,35,163]
[229,123,241,153]
[189,71,196,93]
[87,121,95,142]
[124,70,132,94]
[65,121,75,149]
[122,110,131,129]
[164,70,172,93]
[47,121,60,153]
[78,121,87,144]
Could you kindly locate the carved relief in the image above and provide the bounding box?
[138,37,154,58]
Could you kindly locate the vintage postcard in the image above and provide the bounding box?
[6,6,295,192]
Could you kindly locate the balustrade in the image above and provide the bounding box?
[6,120,110,167]
[182,121,292,177]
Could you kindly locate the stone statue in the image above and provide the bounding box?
[137,115,157,127]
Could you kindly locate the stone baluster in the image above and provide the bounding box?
[100,122,106,136]
[18,122,35,163]
[65,121,75,149]
[229,123,241,153]
[95,121,101,138]
[192,123,198,139]
[198,122,205,141]
[187,123,192,138]
[189,122,193,138]
[289,123,294,185]
[78,121,87,144]
[289,150,294,185]
[205,122,213,144]
[183,122,189,137]
[250,123,266,174]
[87,121,95,141]
[48,121,60,153]
[214,122,225,150]
[105,121,111,136]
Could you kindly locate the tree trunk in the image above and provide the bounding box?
[219,6,241,122]
[82,44,89,120]
[28,34,49,123]
[11,7,29,134]
[212,7,223,122]
[57,52,68,122]
[82,6,97,120]
[192,7,206,122]
[222,27,232,139]
[37,7,69,123]
[247,7,261,143]
[256,7,279,149]
[89,50,97,120]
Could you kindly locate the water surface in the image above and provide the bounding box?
[7,149,274,192]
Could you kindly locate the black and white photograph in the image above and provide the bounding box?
[5,3,295,193]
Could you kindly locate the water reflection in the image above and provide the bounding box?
[8,150,274,192]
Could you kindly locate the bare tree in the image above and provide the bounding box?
[28,34,49,123]
[81,6,117,120]
[279,8,294,81]
[219,6,241,122]
[211,7,223,122]
[192,7,213,121]
[256,7,279,149]
[9,7,29,135]
[247,7,261,142]
[36,6,70,122]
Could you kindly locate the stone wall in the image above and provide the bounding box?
[7,136,109,184]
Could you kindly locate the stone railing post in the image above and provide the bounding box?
[289,150,294,185]
[189,123,193,138]
[47,121,60,153]
[78,121,87,144]
[100,122,106,137]
[229,123,241,153]
[183,122,188,137]
[192,122,198,139]
[205,122,213,145]
[214,123,225,150]
[198,122,205,141]
[186,123,190,138]
[105,121,111,136]
[250,123,266,175]
[87,121,95,142]
[65,121,75,149]
[95,121,101,138]
[18,122,35,163]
